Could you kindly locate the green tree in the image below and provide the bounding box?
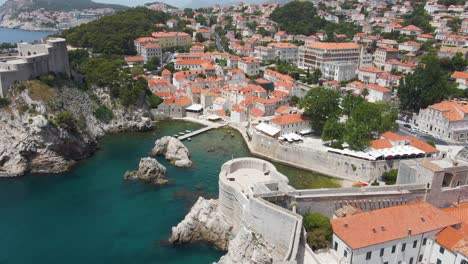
[147,94,163,108]
[195,32,206,43]
[382,169,398,185]
[450,52,468,72]
[322,119,345,149]
[0,98,11,108]
[183,8,194,18]
[131,66,144,77]
[303,212,332,250]
[344,120,372,150]
[342,91,365,116]
[144,56,161,71]
[300,87,341,134]
[398,53,452,112]
[94,105,114,123]
[403,4,433,33]
[63,7,169,55]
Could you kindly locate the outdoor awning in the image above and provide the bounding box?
[256,123,280,137]
[186,104,203,112]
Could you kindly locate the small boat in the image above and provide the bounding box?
[185,130,191,133]
[188,138,192,141]
[231,133,234,137]
[179,132,185,135]
[173,134,178,137]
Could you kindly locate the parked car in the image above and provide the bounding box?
[403,124,411,129]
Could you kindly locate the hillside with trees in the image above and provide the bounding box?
[62,7,169,55]
[269,1,360,39]
[0,0,127,12]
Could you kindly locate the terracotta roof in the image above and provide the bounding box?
[428,100,468,121]
[305,42,360,50]
[436,225,468,256]
[275,105,290,114]
[175,97,192,107]
[444,203,468,224]
[271,113,309,126]
[331,202,461,250]
[124,56,144,63]
[371,139,393,149]
[152,31,190,38]
[381,131,405,141]
[143,43,161,49]
[401,25,422,31]
[162,69,171,75]
[403,136,439,153]
[452,71,468,80]
[360,66,384,74]
[250,107,265,117]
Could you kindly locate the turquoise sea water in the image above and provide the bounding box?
[0,28,55,43]
[0,120,339,264]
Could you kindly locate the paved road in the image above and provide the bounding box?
[396,123,467,146]
[215,33,224,52]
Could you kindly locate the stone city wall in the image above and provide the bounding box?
[247,128,401,182]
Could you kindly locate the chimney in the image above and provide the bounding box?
[372,228,377,233]
[407,229,412,236]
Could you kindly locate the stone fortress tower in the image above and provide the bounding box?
[0,38,70,97]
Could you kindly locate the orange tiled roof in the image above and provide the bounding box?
[360,66,384,74]
[271,113,309,126]
[371,139,393,149]
[452,71,468,80]
[250,107,265,117]
[428,100,468,121]
[401,25,422,31]
[436,225,468,256]
[124,56,144,63]
[331,201,461,250]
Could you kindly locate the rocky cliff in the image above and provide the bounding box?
[170,197,275,264]
[0,80,153,177]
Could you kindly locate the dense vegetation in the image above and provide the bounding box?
[55,111,78,131]
[93,105,114,123]
[270,1,360,39]
[381,169,398,185]
[303,212,332,250]
[0,98,11,108]
[403,4,433,33]
[68,50,161,108]
[62,7,169,54]
[397,53,466,113]
[301,88,398,150]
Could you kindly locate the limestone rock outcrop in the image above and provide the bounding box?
[216,226,274,264]
[152,136,192,168]
[124,157,167,185]
[0,84,153,177]
[169,197,232,250]
[170,197,275,264]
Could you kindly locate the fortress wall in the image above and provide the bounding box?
[245,130,400,182]
[244,197,302,261]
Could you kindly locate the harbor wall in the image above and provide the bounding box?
[241,124,399,182]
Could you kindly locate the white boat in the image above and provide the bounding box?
[179,132,185,135]
[185,130,191,133]
[173,134,178,137]
[188,138,192,141]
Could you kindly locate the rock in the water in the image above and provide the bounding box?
[124,157,167,185]
[152,136,192,168]
[169,197,232,250]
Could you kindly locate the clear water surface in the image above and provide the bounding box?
[0,120,339,264]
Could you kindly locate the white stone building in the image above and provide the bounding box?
[270,113,310,136]
[414,100,468,141]
[238,57,259,76]
[331,202,461,264]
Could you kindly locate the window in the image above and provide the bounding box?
[419,255,423,262]
[344,250,347,257]
[440,247,445,254]
[402,243,406,252]
[409,257,414,264]
[413,240,417,248]
[436,259,442,264]
[423,238,427,246]
[380,248,384,257]
[334,242,338,250]
[461,260,467,264]
[384,262,388,264]
[392,245,396,253]
[366,251,372,260]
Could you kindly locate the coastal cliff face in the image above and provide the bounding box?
[0,81,153,177]
[0,0,57,31]
[124,157,168,185]
[170,197,275,264]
